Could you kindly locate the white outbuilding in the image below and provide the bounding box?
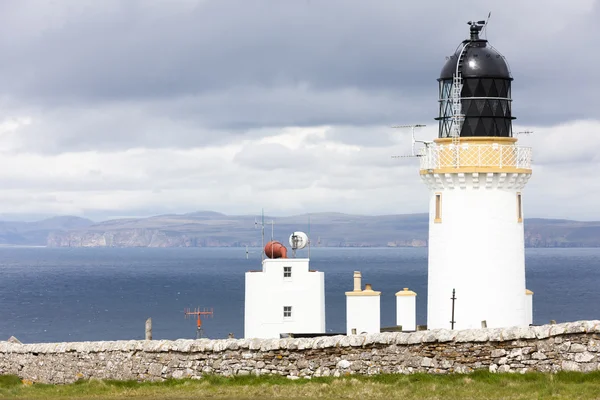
[396,288,417,331]
[345,271,381,335]
[244,239,325,339]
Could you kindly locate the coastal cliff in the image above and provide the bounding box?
[39,212,600,248]
[1,212,600,248]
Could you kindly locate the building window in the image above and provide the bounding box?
[283,306,292,319]
[283,266,292,278]
[517,193,523,223]
[435,193,442,223]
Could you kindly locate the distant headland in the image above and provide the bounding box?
[0,212,599,248]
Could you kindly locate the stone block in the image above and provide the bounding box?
[532,326,551,339]
[394,333,410,345]
[549,325,567,337]
[406,331,426,344]
[531,352,547,360]
[421,357,433,368]
[491,349,506,358]
[455,329,488,343]
[574,352,594,363]
[570,343,586,353]
[561,361,580,372]
[433,329,457,343]
[348,335,365,347]
[298,339,315,350]
[565,321,587,334]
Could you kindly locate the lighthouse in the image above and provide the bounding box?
[420,21,533,330]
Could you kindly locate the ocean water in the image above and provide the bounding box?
[0,247,598,343]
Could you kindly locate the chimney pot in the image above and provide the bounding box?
[353,271,362,291]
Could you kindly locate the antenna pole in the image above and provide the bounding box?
[450,289,457,330]
[261,209,265,261]
[483,12,491,40]
[308,214,311,259]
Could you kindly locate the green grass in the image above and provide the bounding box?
[0,371,599,399]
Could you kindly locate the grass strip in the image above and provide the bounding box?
[0,370,599,399]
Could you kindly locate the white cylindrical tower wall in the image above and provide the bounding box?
[525,289,533,326]
[423,170,531,330]
[346,280,380,335]
[396,288,417,331]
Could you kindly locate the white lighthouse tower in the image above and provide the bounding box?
[420,21,533,330]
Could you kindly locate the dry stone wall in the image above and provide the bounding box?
[1,320,600,384]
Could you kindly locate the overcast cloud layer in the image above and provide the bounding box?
[0,0,599,221]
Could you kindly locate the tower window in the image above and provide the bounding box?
[283,306,292,319]
[435,193,442,223]
[517,193,523,223]
[283,266,292,278]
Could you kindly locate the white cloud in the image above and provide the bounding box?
[0,118,598,220]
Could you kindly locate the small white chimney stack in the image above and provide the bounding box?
[353,271,362,292]
[525,289,534,326]
[396,287,417,331]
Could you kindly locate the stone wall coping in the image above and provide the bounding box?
[1,320,598,355]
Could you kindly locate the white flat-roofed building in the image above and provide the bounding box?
[244,257,325,339]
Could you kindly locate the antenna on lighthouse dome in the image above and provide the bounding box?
[390,124,431,158]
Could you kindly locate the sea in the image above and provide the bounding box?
[0,247,598,343]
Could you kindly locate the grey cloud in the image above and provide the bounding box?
[0,0,595,153]
[12,86,424,154]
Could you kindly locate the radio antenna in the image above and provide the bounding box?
[308,214,311,259]
[257,209,265,261]
[390,124,431,158]
[482,12,491,40]
[184,307,213,339]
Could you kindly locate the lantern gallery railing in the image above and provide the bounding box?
[419,143,532,171]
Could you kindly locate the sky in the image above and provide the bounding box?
[0,0,599,221]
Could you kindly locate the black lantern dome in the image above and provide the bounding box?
[436,21,515,138]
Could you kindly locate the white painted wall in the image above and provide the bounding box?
[244,258,325,339]
[346,295,380,335]
[396,289,417,331]
[423,172,530,330]
[525,290,533,326]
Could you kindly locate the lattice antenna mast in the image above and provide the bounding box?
[184,307,214,339]
[390,124,430,158]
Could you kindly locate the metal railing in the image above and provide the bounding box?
[419,143,532,170]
